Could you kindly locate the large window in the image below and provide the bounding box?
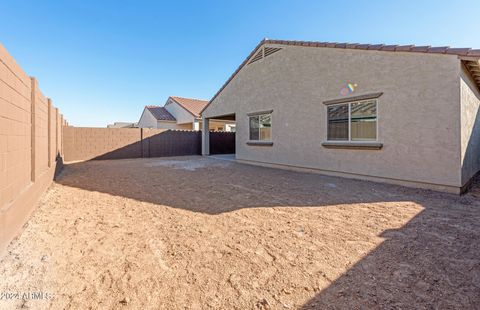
[249,113,271,141]
[327,100,377,141]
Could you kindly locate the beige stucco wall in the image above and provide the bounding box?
[157,120,189,130]
[138,108,158,128]
[204,44,462,190]
[34,81,49,178]
[165,98,195,124]
[460,64,480,185]
[138,108,190,130]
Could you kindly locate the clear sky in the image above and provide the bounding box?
[1,1,479,127]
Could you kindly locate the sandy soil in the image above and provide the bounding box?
[1,156,479,309]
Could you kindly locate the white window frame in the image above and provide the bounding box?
[248,113,272,142]
[326,99,378,142]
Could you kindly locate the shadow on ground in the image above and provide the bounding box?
[57,156,464,214]
[300,203,480,308]
[56,156,480,308]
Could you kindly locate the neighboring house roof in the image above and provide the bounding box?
[145,106,176,121]
[107,122,138,128]
[170,96,209,117]
[200,39,480,114]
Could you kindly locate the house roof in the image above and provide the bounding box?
[107,122,138,128]
[145,106,176,121]
[200,39,480,115]
[169,96,209,117]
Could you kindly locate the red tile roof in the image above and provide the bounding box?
[170,96,208,117]
[145,106,176,121]
[200,39,480,115]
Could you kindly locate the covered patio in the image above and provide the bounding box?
[201,113,236,156]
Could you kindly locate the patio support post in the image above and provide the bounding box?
[202,116,210,155]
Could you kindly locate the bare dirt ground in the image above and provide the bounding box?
[1,156,479,309]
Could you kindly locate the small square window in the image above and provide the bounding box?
[249,113,271,141]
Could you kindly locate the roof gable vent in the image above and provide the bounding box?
[248,49,263,64]
[248,46,282,65]
[264,47,282,57]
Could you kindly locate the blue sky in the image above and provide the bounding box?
[1,1,479,127]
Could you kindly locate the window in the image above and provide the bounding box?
[327,100,377,141]
[249,113,271,141]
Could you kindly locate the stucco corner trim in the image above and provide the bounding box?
[246,141,274,146]
[323,92,384,105]
[321,141,383,150]
[247,109,274,116]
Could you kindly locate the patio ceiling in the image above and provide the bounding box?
[462,58,480,90]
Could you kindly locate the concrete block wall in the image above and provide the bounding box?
[63,127,233,161]
[48,100,55,166]
[63,127,143,161]
[33,79,50,180]
[0,43,66,256]
[56,109,62,158]
[0,45,32,208]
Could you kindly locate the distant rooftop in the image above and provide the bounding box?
[170,96,209,117]
[145,106,176,121]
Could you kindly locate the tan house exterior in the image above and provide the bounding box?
[201,39,480,193]
[138,96,235,131]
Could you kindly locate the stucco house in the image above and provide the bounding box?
[201,39,480,194]
[138,96,235,131]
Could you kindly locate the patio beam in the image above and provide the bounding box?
[201,117,210,155]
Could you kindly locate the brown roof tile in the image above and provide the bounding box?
[368,44,385,50]
[346,43,360,49]
[355,44,370,50]
[410,46,431,52]
[446,48,471,55]
[428,46,449,53]
[146,106,176,121]
[170,96,209,117]
[395,45,414,51]
[381,45,398,51]
[468,49,480,57]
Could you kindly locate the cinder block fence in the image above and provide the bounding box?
[63,127,235,162]
[0,44,67,256]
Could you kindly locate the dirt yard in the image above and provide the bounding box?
[1,156,479,309]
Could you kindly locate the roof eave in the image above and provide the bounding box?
[200,39,480,116]
[199,39,267,115]
[460,58,480,90]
